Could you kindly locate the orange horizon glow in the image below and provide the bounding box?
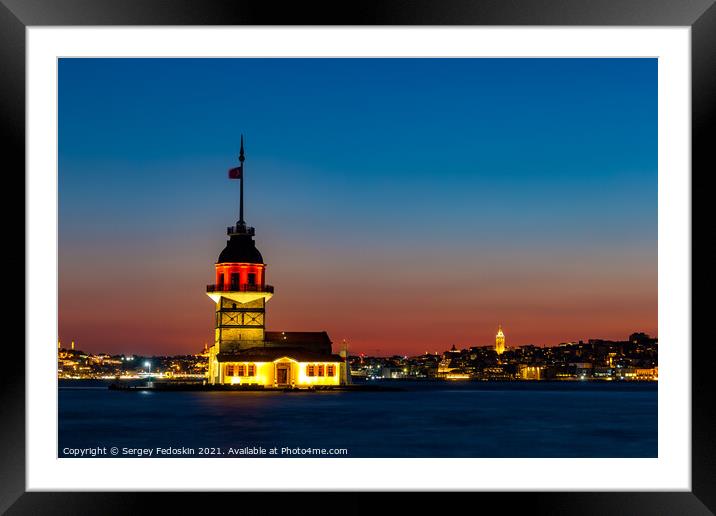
[59,249,657,357]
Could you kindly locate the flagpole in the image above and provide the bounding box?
[239,134,245,225]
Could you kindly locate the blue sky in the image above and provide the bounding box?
[58,58,657,355]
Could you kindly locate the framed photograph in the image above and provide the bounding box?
[3,0,712,512]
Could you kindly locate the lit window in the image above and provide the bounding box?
[238,364,246,376]
[248,364,255,376]
[327,365,335,376]
[307,365,315,377]
[226,365,234,376]
[317,365,325,377]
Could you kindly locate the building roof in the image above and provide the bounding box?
[265,331,332,346]
[216,346,343,363]
[217,233,264,264]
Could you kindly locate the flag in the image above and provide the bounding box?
[228,165,243,179]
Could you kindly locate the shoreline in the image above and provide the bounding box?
[107,381,402,392]
[54,378,659,393]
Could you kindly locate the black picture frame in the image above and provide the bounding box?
[2,0,711,513]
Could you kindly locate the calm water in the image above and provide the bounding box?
[58,380,657,458]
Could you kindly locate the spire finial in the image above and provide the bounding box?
[239,134,245,163]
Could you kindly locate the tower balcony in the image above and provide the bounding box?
[206,283,274,304]
[206,284,274,294]
[227,223,255,236]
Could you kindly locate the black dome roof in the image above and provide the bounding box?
[217,234,264,264]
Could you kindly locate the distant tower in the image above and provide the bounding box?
[71,340,75,351]
[206,137,274,382]
[495,325,505,355]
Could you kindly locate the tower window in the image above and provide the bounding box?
[247,364,255,376]
[230,273,239,289]
[327,365,335,376]
[317,365,325,377]
[226,365,234,376]
[247,273,256,285]
[307,365,315,377]
[237,364,246,376]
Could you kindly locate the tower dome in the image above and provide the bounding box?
[217,233,263,264]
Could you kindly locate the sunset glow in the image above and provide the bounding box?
[58,58,657,356]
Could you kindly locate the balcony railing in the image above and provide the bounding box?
[227,224,255,236]
[207,284,274,293]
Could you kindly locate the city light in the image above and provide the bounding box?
[57,329,656,385]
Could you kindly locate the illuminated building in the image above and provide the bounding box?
[632,367,658,381]
[205,137,345,387]
[438,345,463,376]
[495,325,505,355]
[519,365,544,380]
[437,358,452,376]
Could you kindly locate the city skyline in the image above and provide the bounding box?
[56,329,656,359]
[59,58,657,356]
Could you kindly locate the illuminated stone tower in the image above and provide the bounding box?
[495,325,505,355]
[204,137,344,388]
[206,137,274,380]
